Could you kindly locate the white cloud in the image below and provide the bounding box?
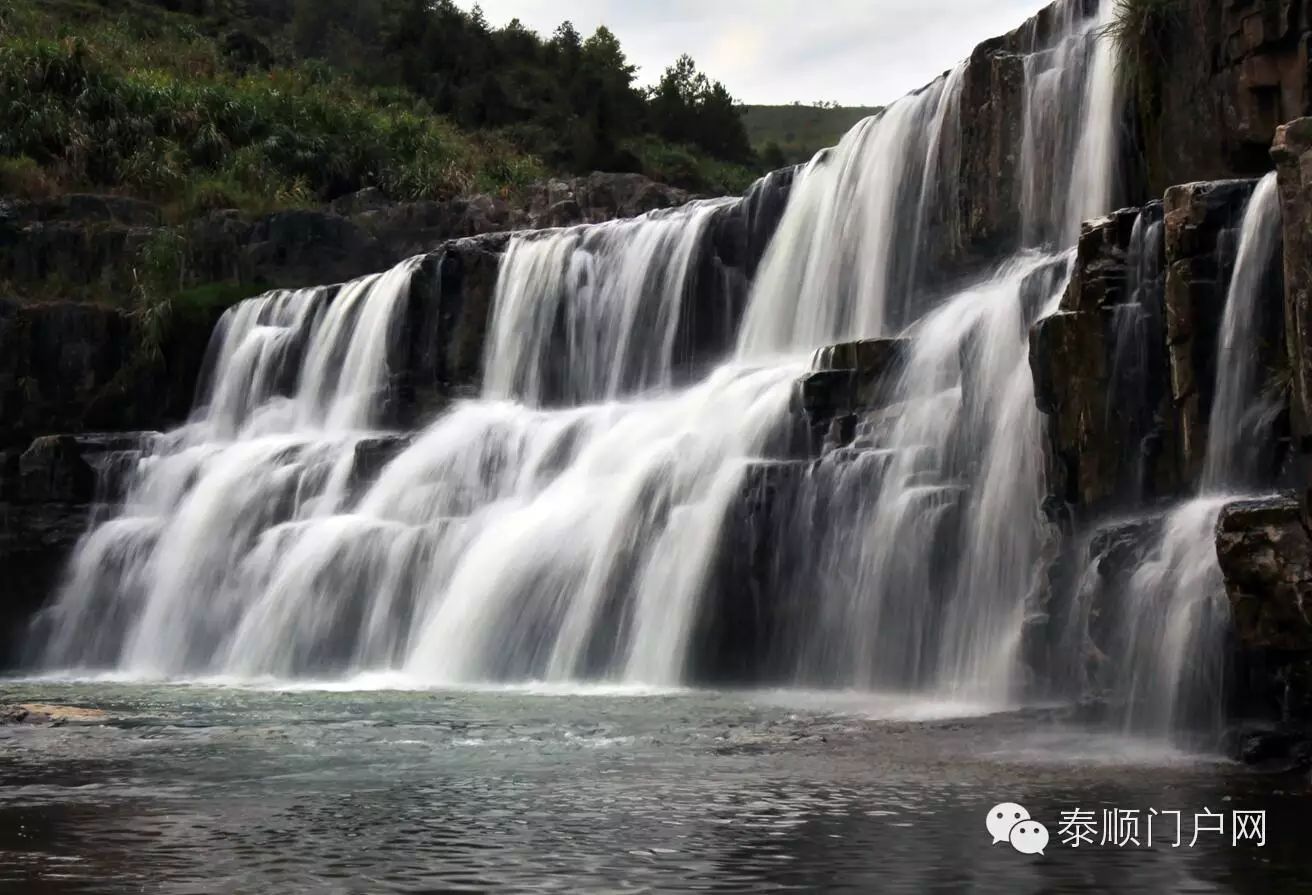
[460,0,1049,105]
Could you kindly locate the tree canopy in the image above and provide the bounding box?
[281,0,757,178]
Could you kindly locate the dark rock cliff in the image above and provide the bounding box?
[1145,0,1312,194]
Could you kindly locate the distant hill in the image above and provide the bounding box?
[740,104,883,166]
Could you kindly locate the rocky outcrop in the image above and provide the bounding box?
[0,432,155,667]
[0,297,218,449]
[694,460,813,683]
[1031,207,1172,513]
[2,174,692,299]
[1273,118,1312,522]
[1217,494,1312,722]
[1163,179,1264,481]
[1147,0,1312,193]
[954,37,1026,264]
[1032,178,1286,519]
[390,235,509,423]
[795,338,908,455]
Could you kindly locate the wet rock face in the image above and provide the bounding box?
[1273,118,1312,521]
[1218,495,1312,653]
[1217,494,1312,722]
[1058,515,1166,697]
[695,460,814,683]
[390,236,509,424]
[794,338,908,456]
[0,297,217,449]
[954,39,1025,266]
[1031,206,1175,515]
[1149,0,1312,192]
[1163,179,1262,481]
[0,432,156,668]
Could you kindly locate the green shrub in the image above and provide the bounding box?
[0,21,546,214]
[0,154,54,197]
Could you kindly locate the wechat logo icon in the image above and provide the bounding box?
[987,802,1049,856]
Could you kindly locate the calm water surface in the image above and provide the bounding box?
[0,680,1308,893]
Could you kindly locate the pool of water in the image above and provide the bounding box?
[0,680,1307,893]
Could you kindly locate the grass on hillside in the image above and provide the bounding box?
[740,104,882,166]
[0,0,760,218]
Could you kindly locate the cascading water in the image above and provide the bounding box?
[36,0,1123,700]
[36,198,803,683]
[737,64,967,353]
[483,200,736,406]
[1200,173,1285,491]
[1100,173,1284,739]
[788,255,1071,698]
[1020,0,1119,246]
[730,0,1119,701]
[38,259,423,672]
[1106,205,1166,503]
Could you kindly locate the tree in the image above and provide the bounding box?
[649,55,753,164]
[760,140,787,170]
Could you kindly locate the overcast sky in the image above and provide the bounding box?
[459,1,1048,106]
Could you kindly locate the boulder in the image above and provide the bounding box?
[1217,494,1312,653]
[1217,494,1312,722]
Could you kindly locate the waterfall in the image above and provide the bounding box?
[792,255,1071,697]
[37,258,422,671]
[1097,174,1284,740]
[36,202,802,682]
[35,0,1124,698]
[483,200,736,406]
[1200,173,1284,491]
[730,0,1117,700]
[737,64,967,353]
[1106,205,1166,502]
[1020,0,1120,247]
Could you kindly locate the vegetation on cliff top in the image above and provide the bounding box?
[1100,0,1184,190]
[741,103,883,167]
[0,0,761,217]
